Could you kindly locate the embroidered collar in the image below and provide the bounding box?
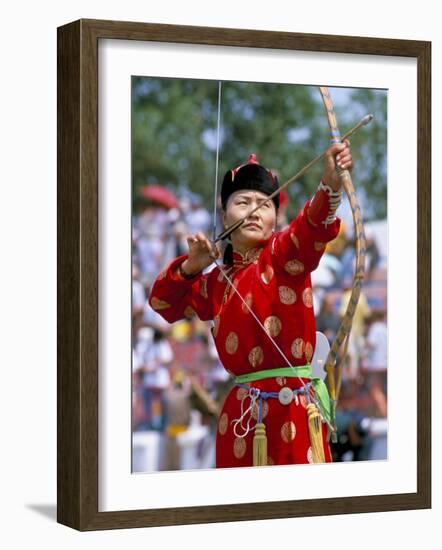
[232,246,263,267]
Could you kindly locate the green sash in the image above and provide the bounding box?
[234,365,331,424]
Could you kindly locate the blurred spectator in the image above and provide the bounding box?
[337,227,381,286]
[132,349,146,430]
[338,237,356,285]
[170,208,190,257]
[339,284,371,380]
[311,240,343,289]
[135,328,173,431]
[316,294,341,345]
[311,260,338,290]
[136,203,171,236]
[361,310,388,417]
[332,410,372,462]
[141,295,172,334]
[134,204,180,286]
[135,231,165,288]
[161,369,192,471]
[132,264,146,338]
[184,193,211,235]
[326,220,348,258]
[365,230,381,281]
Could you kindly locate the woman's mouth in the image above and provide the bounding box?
[243,222,261,230]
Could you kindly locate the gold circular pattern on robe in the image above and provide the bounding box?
[302,287,313,308]
[314,241,326,252]
[241,292,253,314]
[290,233,300,249]
[305,341,314,363]
[225,332,239,354]
[151,297,171,311]
[260,264,274,284]
[184,306,196,318]
[251,399,269,420]
[271,236,277,255]
[281,421,297,443]
[248,346,264,368]
[200,278,208,298]
[218,413,228,435]
[299,394,308,409]
[236,387,249,400]
[276,376,286,387]
[284,259,305,276]
[233,437,247,459]
[264,315,282,337]
[307,446,314,463]
[291,337,305,359]
[157,269,167,280]
[212,315,220,338]
[217,270,225,282]
[278,286,296,305]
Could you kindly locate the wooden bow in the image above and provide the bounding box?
[319,87,367,443]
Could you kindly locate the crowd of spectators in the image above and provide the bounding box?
[132,185,388,470]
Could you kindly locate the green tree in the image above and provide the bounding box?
[132,78,387,221]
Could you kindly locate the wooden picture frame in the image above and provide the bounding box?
[57,18,431,531]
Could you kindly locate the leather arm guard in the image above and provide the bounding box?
[307,180,342,227]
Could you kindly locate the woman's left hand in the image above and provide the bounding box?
[322,139,353,191]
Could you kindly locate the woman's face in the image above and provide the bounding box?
[222,190,276,253]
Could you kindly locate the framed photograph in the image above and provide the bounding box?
[57,19,431,531]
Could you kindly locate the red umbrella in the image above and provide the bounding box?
[140,184,179,209]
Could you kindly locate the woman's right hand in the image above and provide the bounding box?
[181,232,220,276]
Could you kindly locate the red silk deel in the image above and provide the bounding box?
[149,200,340,467]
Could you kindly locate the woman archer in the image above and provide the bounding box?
[149,141,352,468]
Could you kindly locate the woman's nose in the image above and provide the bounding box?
[246,211,260,223]
[248,205,261,218]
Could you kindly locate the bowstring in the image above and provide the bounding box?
[212,81,223,242]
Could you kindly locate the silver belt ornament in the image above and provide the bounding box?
[278,386,294,405]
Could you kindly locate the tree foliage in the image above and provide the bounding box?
[132,77,387,221]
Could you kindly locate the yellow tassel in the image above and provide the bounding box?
[307,403,326,463]
[253,423,268,466]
